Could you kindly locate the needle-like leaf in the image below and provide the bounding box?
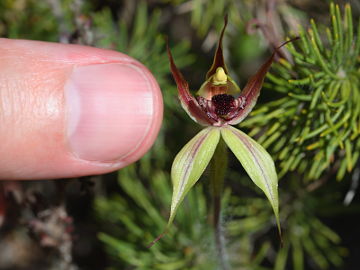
[221,126,280,233]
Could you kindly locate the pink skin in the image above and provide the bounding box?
[0,39,163,180]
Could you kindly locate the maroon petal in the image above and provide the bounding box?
[206,15,229,79]
[229,37,299,125]
[167,40,216,126]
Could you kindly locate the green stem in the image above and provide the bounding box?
[210,137,229,270]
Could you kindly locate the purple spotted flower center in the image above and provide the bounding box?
[211,94,235,116]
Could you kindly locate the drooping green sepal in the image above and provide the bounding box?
[220,126,280,233]
[169,127,221,227]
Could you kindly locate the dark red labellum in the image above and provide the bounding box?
[212,94,236,116]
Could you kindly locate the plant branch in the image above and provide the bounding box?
[210,137,229,270]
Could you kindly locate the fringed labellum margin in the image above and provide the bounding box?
[149,16,298,247]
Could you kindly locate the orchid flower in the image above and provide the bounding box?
[150,17,297,247]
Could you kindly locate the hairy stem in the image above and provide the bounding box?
[210,138,229,270]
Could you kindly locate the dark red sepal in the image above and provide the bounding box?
[166,39,217,126]
[206,15,229,79]
[229,37,300,125]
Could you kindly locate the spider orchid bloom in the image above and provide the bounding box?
[149,17,298,247]
[167,17,290,127]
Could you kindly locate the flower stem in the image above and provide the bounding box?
[210,137,229,270]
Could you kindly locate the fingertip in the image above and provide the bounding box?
[0,39,163,179]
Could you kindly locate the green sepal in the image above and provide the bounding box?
[168,127,221,227]
[221,125,281,233]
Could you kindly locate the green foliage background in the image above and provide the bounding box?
[1,0,360,270]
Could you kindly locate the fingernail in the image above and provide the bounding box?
[65,63,157,162]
